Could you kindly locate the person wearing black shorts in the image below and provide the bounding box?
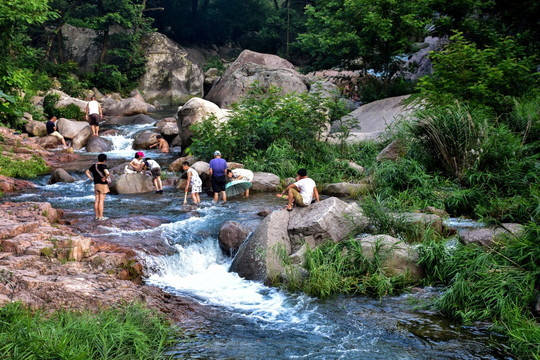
[209,150,227,203]
[86,95,103,136]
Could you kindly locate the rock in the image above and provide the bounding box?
[37,135,62,149]
[257,209,272,217]
[46,89,88,113]
[101,129,119,136]
[61,24,99,72]
[85,136,112,153]
[106,114,156,126]
[227,49,296,73]
[92,87,105,100]
[103,97,155,117]
[230,197,369,284]
[176,97,227,149]
[71,126,93,150]
[48,169,75,184]
[396,36,449,81]
[108,162,131,175]
[169,156,197,172]
[376,140,405,162]
[347,161,365,176]
[251,172,280,192]
[230,210,291,284]
[459,223,525,247]
[355,235,424,280]
[328,95,417,143]
[288,197,367,250]
[139,32,204,106]
[56,118,91,139]
[24,120,47,137]
[132,130,159,149]
[156,117,179,136]
[109,173,156,194]
[322,182,370,197]
[218,221,250,257]
[191,161,210,183]
[206,61,308,109]
[391,212,443,234]
[130,89,146,103]
[0,175,35,193]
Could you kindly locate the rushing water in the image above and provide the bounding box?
[4,110,513,359]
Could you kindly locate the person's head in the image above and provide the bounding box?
[90,96,96,101]
[182,161,190,170]
[226,169,233,178]
[134,152,141,159]
[156,134,163,140]
[214,150,221,157]
[297,168,307,178]
[98,153,107,162]
[50,116,57,122]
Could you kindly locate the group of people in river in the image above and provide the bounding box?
[86,148,320,221]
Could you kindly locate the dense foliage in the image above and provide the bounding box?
[0,302,179,360]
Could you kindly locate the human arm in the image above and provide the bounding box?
[313,186,319,202]
[86,169,93,181]
[98,103,103,118]
[280,182,297,196]
[185,171,191,191]
[209,166,213,177]
[85,103,89,119]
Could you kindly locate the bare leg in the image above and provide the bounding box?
[222,191,227,203]
[195,193,200,203]
[94,190,100,218]
[97,193,106,218]
[213,192,219,202]
[287,188,294,209]
[156,178,163,191]
[95,125,99,136]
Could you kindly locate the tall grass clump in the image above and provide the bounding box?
[0,156,49,178]
[0,302,180,360]
[302,239,417,299]
[417,222,540,360]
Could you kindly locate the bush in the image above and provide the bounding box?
[0,156,49,178]
[43,93,85,121]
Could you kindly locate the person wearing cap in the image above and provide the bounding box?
[209,150,227,203]
[125,151,144,174]
[280,168,319,211]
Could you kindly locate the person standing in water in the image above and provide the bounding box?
[209,150,227,203]
[86,153,110,220]
[182,161,202,204]
[86,95,103,136]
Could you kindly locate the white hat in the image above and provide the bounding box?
[214,150,221,156]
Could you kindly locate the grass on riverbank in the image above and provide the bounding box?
[0,155,49,179]
[0,302,181,360]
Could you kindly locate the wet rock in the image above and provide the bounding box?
[71,125,93,150]
[354,235,424,280]
[218,221,250,257]
[251,172,280,192]
[101,129,119,136]
[85,136,112,153]
[48,168,75,184]
[0,175,35,193]
[133,130,159,149]
[110,173,155,194]
[459,223,525,247]
[257,209,272,217]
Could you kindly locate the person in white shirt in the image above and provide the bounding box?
[142,158,163,194]
[86,95,103,136]
[280,168,319,211]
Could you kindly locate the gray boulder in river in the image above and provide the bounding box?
[85,136,112,153]
[110,173,155,194]
[230,197,368,284]
[106,114,156,126]
[48,168,75,184]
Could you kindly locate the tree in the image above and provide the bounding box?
[296,0,428,75]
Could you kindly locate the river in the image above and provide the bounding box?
[3,110,512,359]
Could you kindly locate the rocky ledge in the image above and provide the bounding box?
[0,201,196,321]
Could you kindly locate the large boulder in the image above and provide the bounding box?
[328,95,416,143]
[46,90,88,113]
[56,118,91,139]
[103,97,155,117]
[156,117,179,136]
[191,161,210,183]
[176,97,227,149]
[132,130,159,149]
[230,210,291,284]
[110,173,155,194]
[37,135,62,149]
[48,168,75,184]
[251,172,280,192]
[396,36,449,81]
[71,126,93,150]
[226,49,295,73]
[106,114,156,126]
[60,24,99,72]
[24,120,47,137]
[139,32,204,106]
[85,136,112,153]
[206,61,308,109]
[288,197,366,250]
[169,156,197,172]
[230,197,369,284]
[218,221,250,257]
[355,235,424,280]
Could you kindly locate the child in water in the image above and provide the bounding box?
[182,161,201,204]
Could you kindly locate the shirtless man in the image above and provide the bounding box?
[149,135,169,153]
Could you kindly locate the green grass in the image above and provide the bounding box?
[0,156,49,178]
[0,302,182,360]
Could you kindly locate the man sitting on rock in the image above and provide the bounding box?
[46,116,67,148]
[280,168,319,211]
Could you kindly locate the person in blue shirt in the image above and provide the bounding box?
[209,150,227,203]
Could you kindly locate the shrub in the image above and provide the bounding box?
[43,93,85,121]
[0,156,49,178]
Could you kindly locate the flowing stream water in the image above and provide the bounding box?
[4,110,513,359]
